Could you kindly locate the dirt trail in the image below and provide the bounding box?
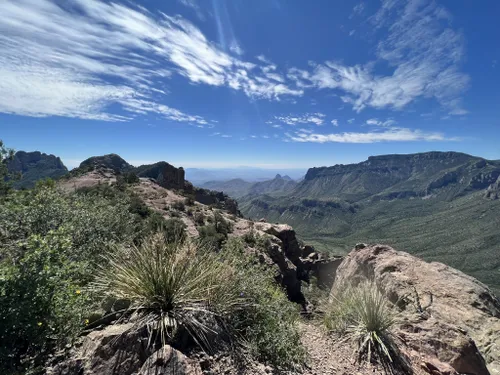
[298,321,390,375]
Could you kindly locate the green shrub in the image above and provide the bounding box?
[93,234,240,349]
[172,200,185,212]
[0,186,140,373]
[222,238,305,370]
[193,211,205,226]
[184,196,195,206]
[0,228,92,373]
[198,225,227,250]
[242,230,257,246]
[324,282,398,366]
[161,218,187,244]
[128,194,151,218]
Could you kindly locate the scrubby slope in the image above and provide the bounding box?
[241,151,500,295]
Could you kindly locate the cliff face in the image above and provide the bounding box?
[7,151,68,188]
[134,161,185,190]
[300,151,500,201]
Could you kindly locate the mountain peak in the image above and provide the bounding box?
[79,154,133,173]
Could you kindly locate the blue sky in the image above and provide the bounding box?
[0,0,499,169]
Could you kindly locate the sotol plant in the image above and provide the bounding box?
[324,282,399,367]
[92,234,241,349]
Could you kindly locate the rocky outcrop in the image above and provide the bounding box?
[79,154,133,173]
[485,176,500,200]
[135,161,185,190]
[7,151,68,188]
[254,222,342,306]
[46,324,201,375]
[331,244,500,375]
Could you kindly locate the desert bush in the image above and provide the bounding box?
[213,211,232,235]
[193,211,205,226]
[324,282,398,365]
[184,196,195,206]
[222,238,305,369]
[0,186,141,373]
[242,229,257,246]
[0,228,92,373]
[198,225,227,250]
[172,200,185,212]
[92,234,240,349]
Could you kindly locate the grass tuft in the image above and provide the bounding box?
[93,233,240,350]
[324,282,398,366]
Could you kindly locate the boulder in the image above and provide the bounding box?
[47,324,154,375]
[331,244,500,375]
[138,346,202,375]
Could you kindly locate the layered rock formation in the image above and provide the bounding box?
[7,151,68,188]
[331,244,500,375]
[135,161,185,190]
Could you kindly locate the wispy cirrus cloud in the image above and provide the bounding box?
[365,118,396,127]
[287,0,469,115]
[0,0,302,123]
[286,127,459,144]
[273,113,326,126]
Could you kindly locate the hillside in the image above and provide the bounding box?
[7,151,68,189]
[2,149,500,375]
[240,151,500,295]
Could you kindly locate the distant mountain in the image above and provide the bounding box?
[7,151,68,189]
[240,151,500,295]
[245,174,298,197]
[185,167,306,184]
[199,174,298,199]
[199,178,254,198]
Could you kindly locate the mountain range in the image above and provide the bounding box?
[239,151,500,295]
[6,149,500,295]
[199,174,297,198]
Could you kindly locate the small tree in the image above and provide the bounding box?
[0,140,15,196]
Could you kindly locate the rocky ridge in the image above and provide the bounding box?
[50,170,500,375]
[7,151,68,189]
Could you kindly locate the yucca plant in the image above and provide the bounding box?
[324,282,397,366]
[92,233,241,350]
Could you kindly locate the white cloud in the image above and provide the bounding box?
[0,0,302,122]
[349,30,356,37]
[273,113,326,126]
[365,118,396,127]
[287,0,469,115]
[351,2,365,17]
[348,118,355,124]
[298,128,313,134]
[271,124,282,129]
[287,127,459,143]
[331,119,339,126]
[178,0,205,21]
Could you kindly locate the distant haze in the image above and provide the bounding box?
[185,167,306,184]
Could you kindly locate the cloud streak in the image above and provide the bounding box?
[286,0,469,114]
[287,127,459,144]
[273,113,326,126]
[0,0,302,122]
